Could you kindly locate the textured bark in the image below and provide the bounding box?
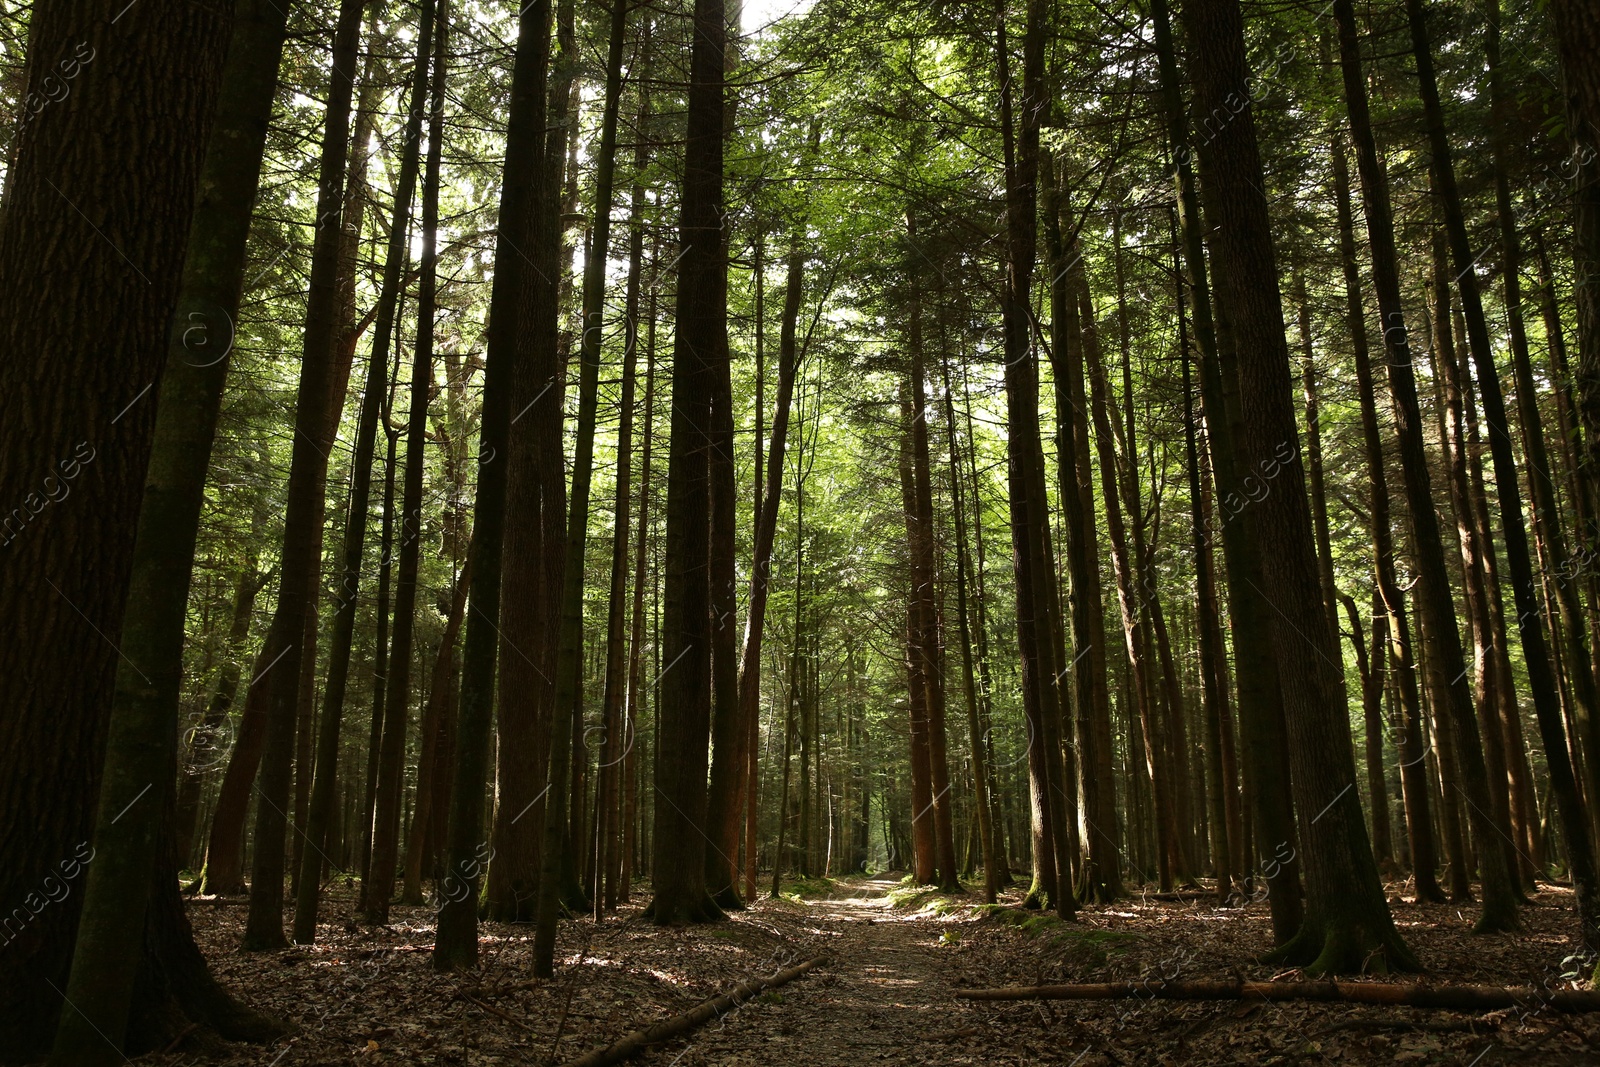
[485,0,564,927]
[1183,0,1413,973]
[25,0,280,1056]
[1146,0,1297,935]
[1547,0,1600,529]
[647,0,728,926]
[433,0,552,970]
[625,246,661,903]
[898,396,938,887]
[401,562,469,903]
[1085,281,1186,891]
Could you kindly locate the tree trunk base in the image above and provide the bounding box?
[709,885,747,911]
[643,892,724,925]
[1261,915,1422,976]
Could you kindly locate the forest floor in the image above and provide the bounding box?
[159,874,1600,1066]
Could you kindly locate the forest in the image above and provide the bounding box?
[1,0,1599,1061]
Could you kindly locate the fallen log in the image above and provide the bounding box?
[555,955,828,1067]
[955,979,1600,1013]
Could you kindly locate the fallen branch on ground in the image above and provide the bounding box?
[555,955,828,1067]
[955,979,1600,1013]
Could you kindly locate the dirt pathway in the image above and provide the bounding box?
[648,879,990,1066]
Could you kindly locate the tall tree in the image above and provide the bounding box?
[433,0,553,970]
[1181,0,1414,973]
[297,0,437,943]
[647,0,729,926]
[1331,0,1519,933]
[1403,0,1600,949]
[39,0,293,1055]
[240,0,368,950]
[533,0,634,973]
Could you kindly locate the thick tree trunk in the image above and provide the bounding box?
[32,0,283,1055]
[1546,0,1600,526]
[433,0,553,970]
[1182,0,1414,973]
[647,0,728,926]
[484,0,565,926]
[1146,0,1298,936]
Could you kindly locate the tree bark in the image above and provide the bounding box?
[240,0,368,951]
[1328,132,1443,904]
[433,0,553,970]
[35,0,283,1054]
[647,0,729,926]
[1182,0,1414,973]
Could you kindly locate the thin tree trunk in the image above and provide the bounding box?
[242,0,368,951]
[297,0,436,942]
[532,0,634,971]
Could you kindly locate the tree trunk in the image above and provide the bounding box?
[1182,0,1414,973]
[1546,0,1600,528]
[32,0,283,1055]
[532,0,633,972]
[1342,593,1394,871]
[297,0,436,943]
[1042,149,1120,903]
[241,0,368,951]
[1146,0,1299,936]
[994,0,1075,919]
[433,0,553,970]
[1328,132,1444,904]
[1332,0,1519,933]
[1403,0,1600,949]
[647,0,728,926]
